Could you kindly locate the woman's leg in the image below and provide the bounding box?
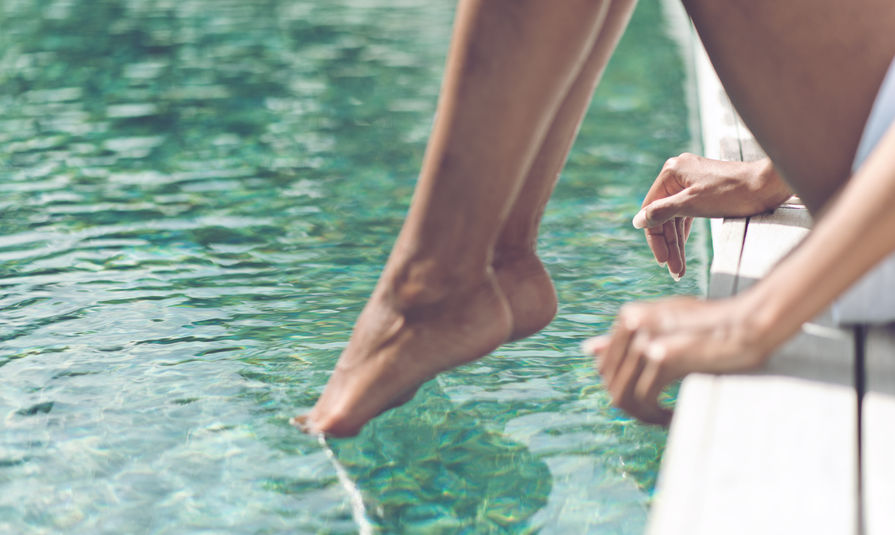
[494,0,636,341]
[683,0,895,211]
[300,0,623,437]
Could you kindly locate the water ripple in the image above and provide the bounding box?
[0,0,698,533]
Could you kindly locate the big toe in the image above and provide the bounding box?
[291,408,365,438]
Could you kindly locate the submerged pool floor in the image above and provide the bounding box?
[0,0,701,533]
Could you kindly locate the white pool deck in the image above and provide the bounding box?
[646,29,895,535]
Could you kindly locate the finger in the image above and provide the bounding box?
[582,335,610,368]
[610,333,671,424]
[645,226,670,266]
[633,344,678,425]
[582,335,610,355]
[639,161,679,209]
[663,218,684,279]
[637,155,692,218]
[608,332,648,414]
[599,310,640,382]
[635,403,672,427]
[683,216,693,242]
[675,217,687,279]
[633,190,694,230]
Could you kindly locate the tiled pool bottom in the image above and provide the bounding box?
[0,0,700,532]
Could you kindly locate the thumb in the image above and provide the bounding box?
[633,190,692,229]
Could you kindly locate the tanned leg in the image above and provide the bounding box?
[298,0,619,437]
[683,0,895,212]
[493,0,637,341]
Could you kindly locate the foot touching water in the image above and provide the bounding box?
[294,255,558,437]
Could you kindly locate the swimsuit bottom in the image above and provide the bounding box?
[832,55,895,325]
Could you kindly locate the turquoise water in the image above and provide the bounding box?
[0,0,701,533]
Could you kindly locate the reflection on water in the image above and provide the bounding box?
[0,0,700,533]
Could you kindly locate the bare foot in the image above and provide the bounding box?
[493,252,558,341]
[294,270,513,437]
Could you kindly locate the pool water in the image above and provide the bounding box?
[0,0,702,533]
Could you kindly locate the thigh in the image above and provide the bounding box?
[684,0,895,213]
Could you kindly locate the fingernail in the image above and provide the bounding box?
[657,260,667,268]
[668,266,681,282]
[632,210,647,229]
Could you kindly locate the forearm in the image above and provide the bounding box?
[743,122,895,352]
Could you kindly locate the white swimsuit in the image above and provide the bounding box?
[831,56,895,325]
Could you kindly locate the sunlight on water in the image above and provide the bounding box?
[319,433,374,535]
[0,0,700,533]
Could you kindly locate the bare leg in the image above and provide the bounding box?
[494,0,636,341]
[684,0,895,212]
[299,0,619,437]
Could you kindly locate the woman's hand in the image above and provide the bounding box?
[635,154,791,280]
[584,295,778,426]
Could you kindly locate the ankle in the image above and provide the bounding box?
[384,258,491,311]
[750,159,793,211]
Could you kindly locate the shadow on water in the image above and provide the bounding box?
[329,382,553,533]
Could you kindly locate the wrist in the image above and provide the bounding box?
[752,159,793,211]
[736,281,802,361]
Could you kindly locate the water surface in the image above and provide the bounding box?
[0,0,701,533]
